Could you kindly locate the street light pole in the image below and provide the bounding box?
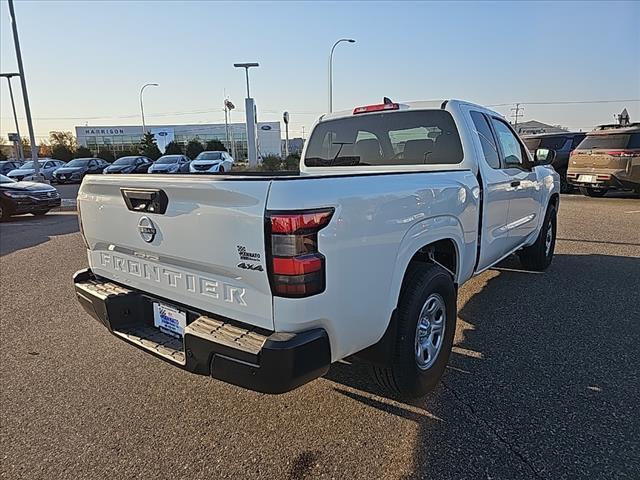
[0,73,23,161]
[140,83,158,135]
[328,38,355,113]
[224,99,235,156]
[233,63,260,167]
[7,0,40,177]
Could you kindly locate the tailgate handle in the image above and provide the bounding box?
[121,188,168,214]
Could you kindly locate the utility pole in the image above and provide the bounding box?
[510,103,524,130]
[7,0,40,178]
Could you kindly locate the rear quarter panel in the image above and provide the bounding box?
[267,171,479,361]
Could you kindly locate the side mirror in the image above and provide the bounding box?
[534,148,555,165]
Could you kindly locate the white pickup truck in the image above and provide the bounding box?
[74,99,559,398]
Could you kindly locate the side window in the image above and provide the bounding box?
[88,160,97,168]
[44,161,53,168]
[491,118,528,168]
[470,111,501,169]
[571,135,585,149]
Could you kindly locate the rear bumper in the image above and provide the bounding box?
[567,169,639,190]
[73,268,330,394]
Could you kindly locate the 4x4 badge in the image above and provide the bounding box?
[237,262,263,272]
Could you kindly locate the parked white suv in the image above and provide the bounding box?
[74,99,559,398]
[189,151,234,173]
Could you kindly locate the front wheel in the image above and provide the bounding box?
[518,203,557,271]
[0,202,10,221]
[559,171,573,194]
[218,166,225,174]
[370,263,456,399]
[579,186,607,197]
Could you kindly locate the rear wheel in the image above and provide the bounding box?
[370,263,456,399]
[579,186,607,197]
[518,203,556,271]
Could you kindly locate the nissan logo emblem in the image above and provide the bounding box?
[137,216,157,243]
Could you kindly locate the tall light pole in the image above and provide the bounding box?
[7,0,40,177]
[0,73,23,161]
[224,99,235,157]
[140,83,158,135]
[234,63,259,167]
[328,38,355,113]
[283,111,290,158]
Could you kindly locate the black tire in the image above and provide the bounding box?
[518,203,557,271]
[559,171,572,194]
[218,166,225,174]
[579,186,607,197]
[370,263,457,399]
[0,202,10,221]
[32,209,50,216]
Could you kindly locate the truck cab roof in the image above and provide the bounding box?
[319,99,501,123]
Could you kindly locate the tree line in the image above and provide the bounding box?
[0,131,228,163]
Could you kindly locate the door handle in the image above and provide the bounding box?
[510,180,521,188]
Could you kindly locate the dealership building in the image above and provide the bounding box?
[75,122,282,159]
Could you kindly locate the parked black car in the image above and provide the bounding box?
[53,157,109,184]
[522,132,586,193]
[0,160,23,175]
[103,156,153,174]
[0,174,61,221]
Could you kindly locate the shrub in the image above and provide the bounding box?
[260,155,282,171]
[97,149,115,163]
[186,139,204,160]
[75,146,93,158]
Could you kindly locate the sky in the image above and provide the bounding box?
[1,0,639,145]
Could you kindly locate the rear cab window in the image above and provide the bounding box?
[304,110,463,167]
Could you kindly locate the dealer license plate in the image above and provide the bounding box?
[153,302,187,338]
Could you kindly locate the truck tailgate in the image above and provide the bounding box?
[78,175,273,330]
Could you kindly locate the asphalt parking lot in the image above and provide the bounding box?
[1,194,639,480]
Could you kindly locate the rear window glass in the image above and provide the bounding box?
[304,110,463,167]
[576,133,640,150]
[523,136,569,151]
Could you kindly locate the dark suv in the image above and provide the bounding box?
[567,123,640,197]
[522,132,585,193]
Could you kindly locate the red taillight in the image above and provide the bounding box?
[273,255,323,275]
[266,208,334,298]
[353,103,399,114]
[605,150,637,157]
[596,174,611,180]
[270,210,333,234]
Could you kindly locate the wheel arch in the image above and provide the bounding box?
[354,217,465,366]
